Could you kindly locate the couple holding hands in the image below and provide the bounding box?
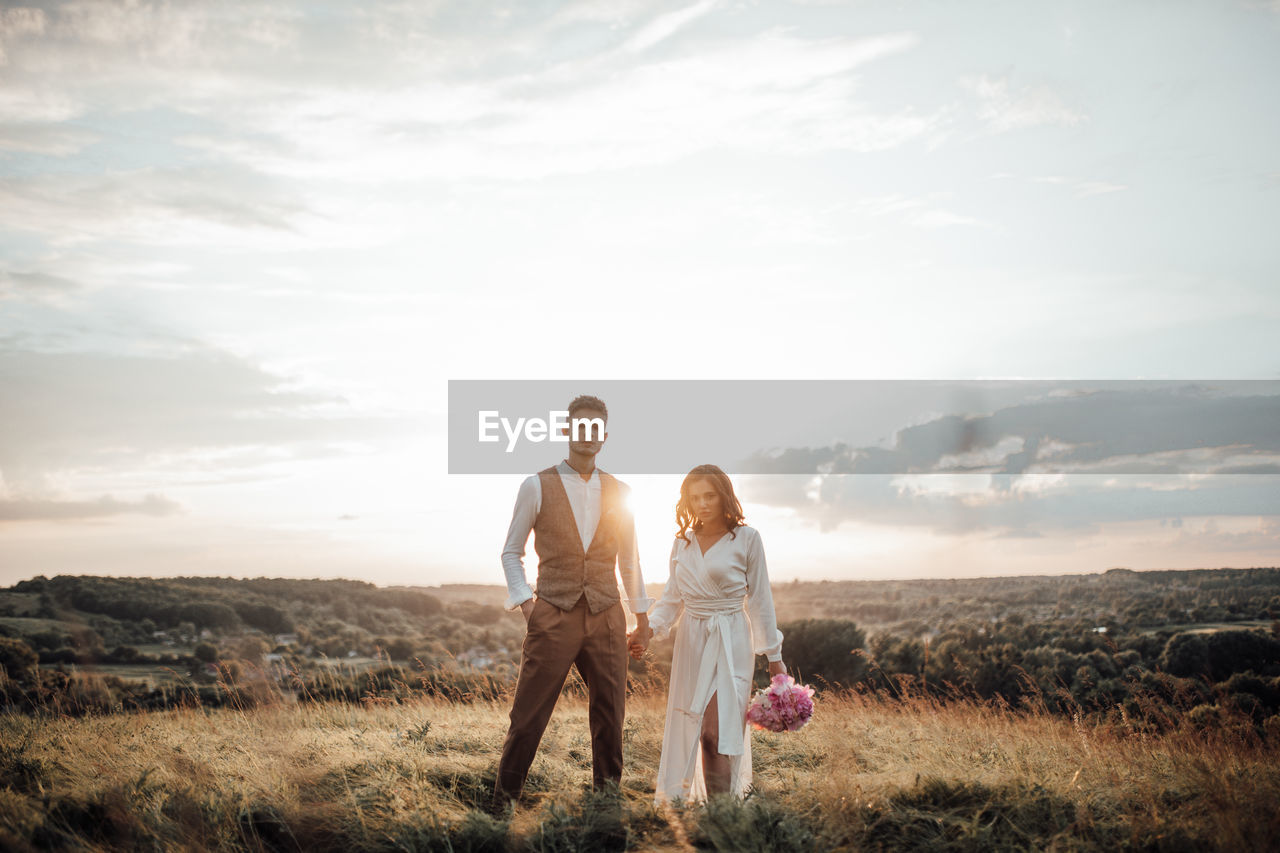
[495,395,786,808]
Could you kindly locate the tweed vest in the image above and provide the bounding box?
[532,465,624,613]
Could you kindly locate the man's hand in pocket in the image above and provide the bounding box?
[520,598,535,624]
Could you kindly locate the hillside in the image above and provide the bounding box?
[2,569,1279,724]
[2,569,1279,849]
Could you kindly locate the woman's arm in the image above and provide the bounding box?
[745,528,784,663]
[645,539,685,641]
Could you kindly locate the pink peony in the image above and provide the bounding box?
[746,673,816,733]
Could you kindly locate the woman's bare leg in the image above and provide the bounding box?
[700,693,731,795]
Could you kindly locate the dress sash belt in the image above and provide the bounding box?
[680,596,748,756]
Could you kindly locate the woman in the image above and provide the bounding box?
[631,464,786,804]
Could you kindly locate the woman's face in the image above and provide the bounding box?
[686,478,723,527]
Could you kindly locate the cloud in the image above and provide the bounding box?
[1007,174,1127,198]
[962,73,1086,133]
[202,28,935,182]
[0,269,78,297]
[0,2,931,171]
[0,2,941,252]
[0,344,416,491]
[0,85,81,123]
[0,6,47,66]
[0,165,308,248]
[0,121,98,155]
[1163,516,1280,553]
[1072,181,1126,198]
[0,161,414,254]
[845,192,993,231]
[908,209,989,229]
[3,1,296,74]
[0,492,179,522]
[621,0,719,54]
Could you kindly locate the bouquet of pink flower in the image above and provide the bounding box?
[746,673,815,732]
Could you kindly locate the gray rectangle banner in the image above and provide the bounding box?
[448,380,1280,476]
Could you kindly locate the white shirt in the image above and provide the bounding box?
[501,460,651,613]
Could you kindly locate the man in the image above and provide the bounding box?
[494,394,651,804]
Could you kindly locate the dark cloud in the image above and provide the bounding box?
[741,384,1280,476]
[0,493,179,522]
[735,382,1280,537]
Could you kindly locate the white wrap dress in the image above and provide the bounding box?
[647,525,784,804]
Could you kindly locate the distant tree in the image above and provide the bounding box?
[215,660,243,685]
[1203,630,1280,679]
[233,602,293,634]
[393,591,444,618]
[1221,673,1280,714]
[872,634,926,677]
[42,647,78,664]
[779,619,867,686]
[450,601,502,626]
[233,637,270,663]
[67,627,103,651]
[13,575,48,593]
[0,636,38,679]
[1159,634,1209,679]
[111,645,141,663]
[1073,665,1099,693]
[180,602,240,631]
[194,643,218,663]
[30,630,68,651]
[1160,629,1280,681]
[35,592,57,619]
[387,637,417,661]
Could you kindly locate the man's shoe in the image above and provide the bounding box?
[483,790,515,818]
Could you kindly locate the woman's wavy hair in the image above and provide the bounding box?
[675,464,746,544]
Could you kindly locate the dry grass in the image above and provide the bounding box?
[2,689,1278,851]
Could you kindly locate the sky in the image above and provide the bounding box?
[1,0,1278,590]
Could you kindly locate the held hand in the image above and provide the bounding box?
[519,598,535,624]
[627,625,653,660]
[767,659,787,678]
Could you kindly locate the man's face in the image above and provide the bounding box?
[565,407,607,457]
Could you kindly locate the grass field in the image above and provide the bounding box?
[62,663,196,689]
[1139,620,1274,636]
[2,686,1278,852]
[0,616,72,635]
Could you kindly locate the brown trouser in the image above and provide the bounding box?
[495,595,627,800]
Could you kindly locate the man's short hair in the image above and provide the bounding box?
[568,394,608,422]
